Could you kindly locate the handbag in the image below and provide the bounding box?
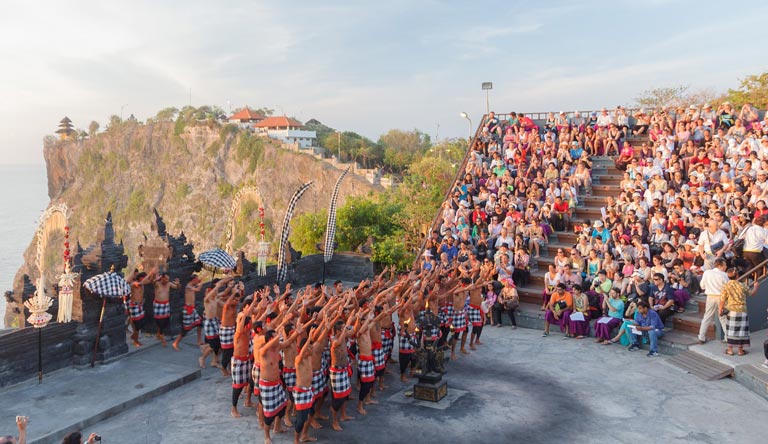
[719,307,729,317]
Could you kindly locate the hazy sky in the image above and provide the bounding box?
[1,0,766,165]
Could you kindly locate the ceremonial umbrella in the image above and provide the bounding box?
[83,270,131,367]
[198,248,237,286]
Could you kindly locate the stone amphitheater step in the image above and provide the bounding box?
[593,176,623,186]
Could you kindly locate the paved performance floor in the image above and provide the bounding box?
[88,327,768,444]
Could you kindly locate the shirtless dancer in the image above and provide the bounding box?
[354,308,377,415]
[466,276,488,350]
[126,268,156,347]
[200,283,225,370]
[231,301,253,418]
[293,328,318,444]
[172,274,204,350]
[281,323,299,428]
[329,315,356,431]
[153,272,180,346]
[219,281,240,375]
[259,317,301,444]
[308,313,331,429]
[450,278,472,359]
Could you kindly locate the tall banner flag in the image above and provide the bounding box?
[277,181,313,283]
[324,167,350,264]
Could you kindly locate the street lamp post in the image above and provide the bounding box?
[481,82,493,115]
[460,112,472,142]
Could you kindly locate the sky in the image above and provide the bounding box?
[0,0,766,165]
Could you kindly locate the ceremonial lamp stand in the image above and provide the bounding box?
[24,280,53,384]
[411,308,447,402]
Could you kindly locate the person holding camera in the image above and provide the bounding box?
[0,416,27,444]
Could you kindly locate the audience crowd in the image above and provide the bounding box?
[422,103,768,363]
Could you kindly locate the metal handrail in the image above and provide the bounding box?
[738,258,768,285]
[413,114,487,267]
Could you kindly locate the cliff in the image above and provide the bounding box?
[14,120,380,295]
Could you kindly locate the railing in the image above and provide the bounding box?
[738,258,768,286]
[739,257,768,332]
[413,114,487,267]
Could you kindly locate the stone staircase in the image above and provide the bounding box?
[514,145,713,349]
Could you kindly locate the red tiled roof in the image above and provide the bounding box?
[254,116,303,128]
[229,107,265,121]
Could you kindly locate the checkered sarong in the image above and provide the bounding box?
[153,300,170,319]
[182,305,202,330]
[321,347,330,375]
[231,356,251,389]
[452,308,468,332]
[311,369,328,400]
[440,303,454,327]
[330,365,352,399]
[259,379,288,418]
[251,363,261,395]
[293,385,314,411]
[357,354,375,382]
[128,301,145,321]
[726,312,751,346]
[382,327,395,358]
[373,343,386,371]
[467,304,483,327]
[399,331,415,353]
[219,326,235,348]
[203,318,220,339]
[282,367,297,391]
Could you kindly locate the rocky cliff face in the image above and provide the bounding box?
[14,120,380,294]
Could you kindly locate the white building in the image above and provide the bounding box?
[255,116,316,149]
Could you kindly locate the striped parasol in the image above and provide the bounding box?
[83,271,131,299]
[198,248,237,272]
[324,167,350,263]
[277,181,313,283]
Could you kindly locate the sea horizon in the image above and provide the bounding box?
[0,163,49,328]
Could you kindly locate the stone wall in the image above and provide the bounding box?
[0,323,77,388]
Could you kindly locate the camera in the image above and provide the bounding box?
[94,436,102,442]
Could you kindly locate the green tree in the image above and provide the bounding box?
[155,107,179,122]
[107,115,122,130]
[289,209,328,255]
[725,72,768,108]
[88,120,100,137]
[379,129,431,173]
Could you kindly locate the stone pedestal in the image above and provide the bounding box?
[413,372,447,402]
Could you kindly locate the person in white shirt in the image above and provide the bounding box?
[596,108,613,128]
[697,220,730,270]
[740,215,768,268]
[697,258,730,343]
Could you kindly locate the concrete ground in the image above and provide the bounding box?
[56,327,768,444]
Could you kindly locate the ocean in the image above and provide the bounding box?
[0,164,49,328]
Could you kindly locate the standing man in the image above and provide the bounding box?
[293,331,317,444]
[329,316,356,432]
[126,268,156,347]
[450,278,471,359]
[698,258,730,344]
[230,302,253,418]
[355,310,377,415]
[153,272,180,346]
[698,220,729,270]
[200,285,224,370]
[466,277,488,349]
[172,274,204,350]
[220,285,241,375]
[259,320,301,444]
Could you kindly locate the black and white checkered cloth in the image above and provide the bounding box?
[251,363,261,395]
[324,168,349,264]
[219,326,235,348]
[399,331,415,353]
[311,369,328,400]
[282,367,297,391]
[293,385,314,411]
[277,181,313,283]
[198,248,236,271]
[440,303,454,327]
[382,327,395,358]
[259,379,288,417]
[231,356,251,389]
[203,318,220,339]
[329,365,352,399]
[357,355,375,382]
[321,346,330,375]
[373,344,386,371]
[467,305,483,327]
[182,305,202,330]
[726,312,751,346]
[83,272,131,298]
[153,300,170,319]
[128,301,145,321]
[452,308,468,332]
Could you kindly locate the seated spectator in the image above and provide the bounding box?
[543,283,573,337]
[628,301,665,357]
[493,278,519,329]
[595,287,625,344]
[649,272,675,323]
[669,259,696,312]
[567,285,590,339]
[1,416,27,444]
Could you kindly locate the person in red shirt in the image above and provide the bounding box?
[471,204,487,227]
[552,196,571,229]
